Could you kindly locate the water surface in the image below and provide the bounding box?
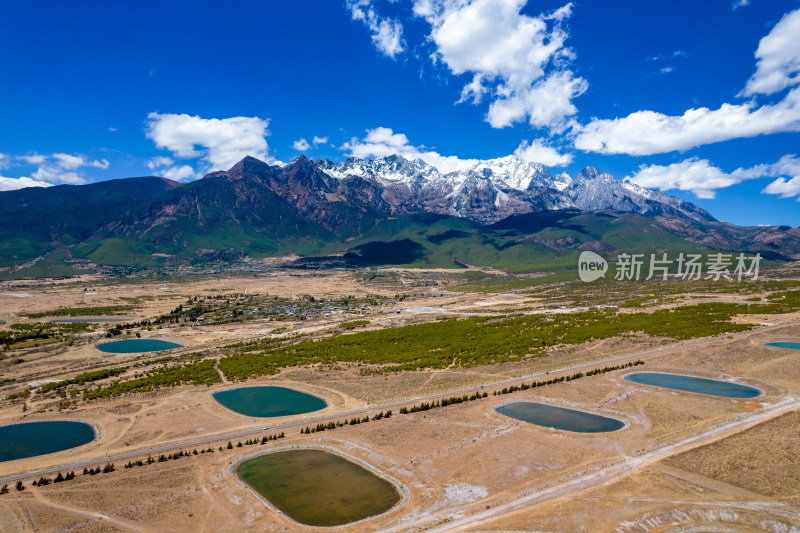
[96,339,182,353]
[764,342,800,351]
[213,386,326,417]
[624,372,760,398]
[497,402,624,432]
[0,420,96,462]
[237,449,401,526]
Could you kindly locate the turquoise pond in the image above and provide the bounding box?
[624,372,761,398]
[96,339,183,353]
[0,421,96,462]
[212,386,327,417]
[496,402,625,433]
[764,342,800,351]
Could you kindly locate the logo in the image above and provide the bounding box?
[578,251,608,282]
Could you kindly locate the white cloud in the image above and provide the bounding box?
[346,0,405,59]
[147,156,174,170]
[574,11,800,156]
[415,0,585,131]
[52,153,109,170]
[108,126,118,132]
[145,112,271,170]
[0,176,53,191]
[18,154,46,165]
[0,152,108,188]
[574,86,800,155]
[759,154,800,199]
[740,9,800,96]
[31,166,85,185]
[160,165,196,182]
[629,154,800,199]
[486,70,587,130]
[341,126,478,173]
[292,138,311,151]
[629,158,744,199]
[732,0,749,9]
[763,176,800,199]
[146,155,196,181]
[660,66,674,74]
[514,139,572,167]
[312,135,329,145]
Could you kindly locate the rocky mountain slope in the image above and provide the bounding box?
[1,154,797,271]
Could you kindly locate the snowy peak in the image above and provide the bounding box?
[313,154,713,224]
[577,166,605,181]
[462,155,574,192]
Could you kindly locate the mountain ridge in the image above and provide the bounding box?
[1,154,798,273]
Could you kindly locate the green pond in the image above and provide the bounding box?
[237,449,402,527]
[765,341,800,351]
[0,421,96,462]
[624,372,761,398]
[497,402,625,432]
[96,339,182,353]
[212,386,326,417]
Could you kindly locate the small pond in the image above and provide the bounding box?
[624,372,761,398]
[212,386,326,417]
[237,449,402,527]
[0,420,96,462]
[496,402,625,432]
[764,341,800,351]
[96,339,182,353]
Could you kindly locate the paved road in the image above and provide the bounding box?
[416,395,800,533]
[1,317,797,484]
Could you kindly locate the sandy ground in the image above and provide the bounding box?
[0,271,799,532]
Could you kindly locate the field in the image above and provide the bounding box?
[1,266,799,532]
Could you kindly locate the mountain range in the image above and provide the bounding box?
[1,154,798,276]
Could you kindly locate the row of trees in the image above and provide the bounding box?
[299,410,393,434]
[400,392,488,414]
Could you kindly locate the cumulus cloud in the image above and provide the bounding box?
[759,154,800,199]
[18,154,46,165]
[341,126,478,173]
[292,138,311,151]
[574,9,800,156]
[740,9,800,96]
[0,176,53,191]
[732,0,749,9]
[147,156,174,170]
[8,152,110,186]
[0,153,8,169]
[574,86,800,155]
[514,139,572,167]
[763,176,800,199]
[145,112,271,170]
[346,0,405,59]
[415,0,585,131]
[312,135,329,145]
[51,153,109,170]
[147,156,196,181]
[629,154,800,199]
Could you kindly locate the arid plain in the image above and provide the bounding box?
[1,268,799,532]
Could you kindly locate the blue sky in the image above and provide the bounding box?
[1,0,800,226]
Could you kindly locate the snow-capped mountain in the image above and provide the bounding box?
[318,155,714,224]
